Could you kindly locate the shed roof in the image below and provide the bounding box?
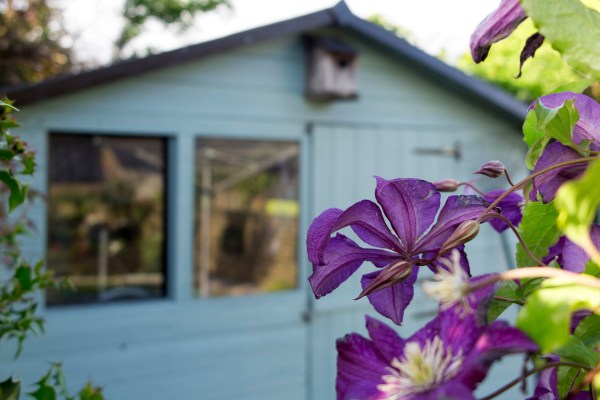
[0,1,527,125]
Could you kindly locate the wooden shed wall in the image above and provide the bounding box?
[1,29,526,399]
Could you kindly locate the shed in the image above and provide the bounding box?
[1,2,528,399]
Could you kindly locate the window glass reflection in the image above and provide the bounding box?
[47,134,167,305]
[195,139,299,297]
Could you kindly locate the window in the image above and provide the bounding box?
[195,139,299,297]
[47,134,167,305]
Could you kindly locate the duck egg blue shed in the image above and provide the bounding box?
[1,2,529,399]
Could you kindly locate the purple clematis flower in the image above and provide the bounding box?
[526,358,590,400]
[307,177,488,325]
[530,92,600,146]
[530,142,588,203]
[529,92,600,202]
[483,189,523,232]
[470,0,527,63]
[337,311,538,400]
[543,225,600,273]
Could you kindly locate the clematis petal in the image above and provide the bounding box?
[424,245,471,276]
[518,32,544,78]
[531,142,586,203]
[417,195,487,252]
[417,382,476,400]
[336,333,388,400]
[362,267,419,325]
[307,200,402,266]
[457,320,538,389]
[307,208,343,264]
[365,315,406,363]
[525,362,557,400]
[483,189,523,232]
[562,225,600,273]
[470,0,527,63]
[533,92,600,146]
[309,234,399,299]
[374,177,440,252]
[542,236,565,265]
[438,310,483,356]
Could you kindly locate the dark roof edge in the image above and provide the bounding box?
[0,7,336,106]
[331,3,527,125]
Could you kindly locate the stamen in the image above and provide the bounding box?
[422,250,470,310]
[377,336,463,398]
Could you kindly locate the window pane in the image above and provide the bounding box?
[195,139,299,297]
[47,134,167,305]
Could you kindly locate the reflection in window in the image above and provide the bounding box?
[195,139,299,297]
[47,134,167,305]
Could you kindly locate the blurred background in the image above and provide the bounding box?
[0,1,583,399]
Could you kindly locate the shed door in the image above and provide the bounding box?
[308,124,462,400]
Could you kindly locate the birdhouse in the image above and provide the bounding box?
[305,37,359,101]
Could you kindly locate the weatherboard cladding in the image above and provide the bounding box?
[1,1,526,125]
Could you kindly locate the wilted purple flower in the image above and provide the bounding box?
[337,312,538,400]
[483,189,523,232]
[474,160,506,178]
[470,0,527,63]
[307,177,488,324]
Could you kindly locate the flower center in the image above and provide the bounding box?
[422,250,470,310]
[377,336,463,399]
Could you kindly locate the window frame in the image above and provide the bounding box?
[45,130,172,307]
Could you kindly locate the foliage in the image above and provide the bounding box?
[115,0,231,56]
[521,0,600,80]
[0,0,73,87]
[308,1,600,398]
[458,20,580,102]
[0,100,104,399]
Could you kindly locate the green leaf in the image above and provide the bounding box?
[516,278,600,353]
[523,110,550,169]
[0,377,20,400]
[29,385,56,400]
[525,136,550,171]
[534,99,579,148]
[78,382,104,400]
[0,149,14,161]
[487,280,522,321]
[549,79,595,94]
[585,260,600,277]
[522,0,600,80]
[15,266,33,291]
[574,314,600,348]
[557,365,583,398]
[0,100,18,111]
[555,335,600,366]
[0,171,27,211]
[555,157,600,264]
[516,201,560,267]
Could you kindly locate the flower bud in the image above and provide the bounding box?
[439,220,480,255]
[474,160,505,178]
[355,260,412,300]
[433,179,460,192]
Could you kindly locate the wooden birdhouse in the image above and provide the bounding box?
[305,37,359,101]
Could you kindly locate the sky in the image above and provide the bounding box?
[54,0,500,67]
